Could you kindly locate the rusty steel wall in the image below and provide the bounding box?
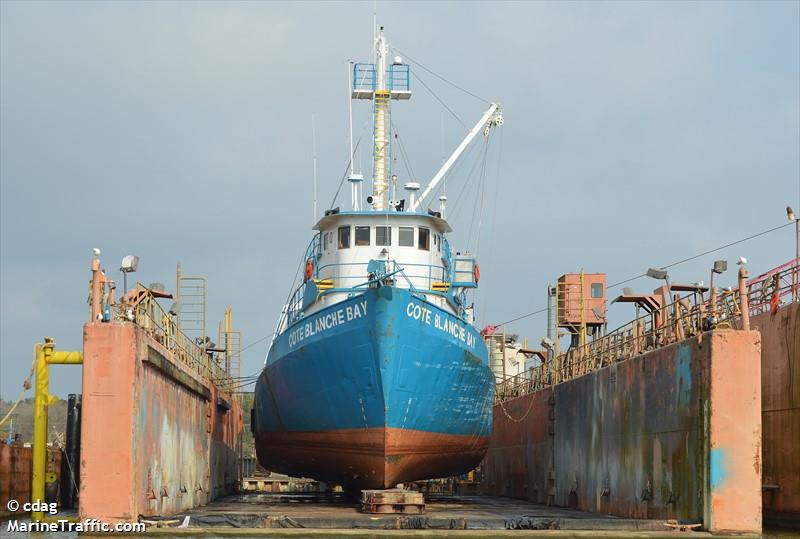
[135,346,210,515]
[553,337,705,520]
[752,301,800,524]
[81,323,243,523]
[483,329,762,533]
[0,445,62,518]
[481,387,554,503]
[209,383,242,499]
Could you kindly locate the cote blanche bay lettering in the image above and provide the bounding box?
[288,300,368,348]
[406,302,476,348]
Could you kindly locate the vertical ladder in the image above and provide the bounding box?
[223,307,242,398]
[176,264,207,342]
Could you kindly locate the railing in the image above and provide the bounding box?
[276,258,460,336]
[131,285,229,388]
[316,261,446,291]
[743,257,799,316]
[495,259,799,404]
[352,63,410,93]
[388,64,410,91]
[353,63,376,93]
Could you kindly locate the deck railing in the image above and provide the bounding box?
[495,259,799,404]
[131,285,229,388]
[280,259,452,329]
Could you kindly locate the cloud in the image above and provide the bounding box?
[1,1,798,397]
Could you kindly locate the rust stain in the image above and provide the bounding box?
[751,301,800,522]
[80,322,243,523]
[483,328,762,534]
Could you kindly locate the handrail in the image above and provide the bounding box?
[130,284,229,388]
[494,260,799,404]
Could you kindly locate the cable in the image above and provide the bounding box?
[495,220,795,328]
[327,137,363,211]
[391,47,490,104]
[608,221,795,288]
[240,334,271,355]
[494,307,549,328]
[0,350,36,428]
[413,70,466,129]
[391,120,417,182]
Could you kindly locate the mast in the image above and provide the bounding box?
[371,27,390,211]
[351,27,410,210]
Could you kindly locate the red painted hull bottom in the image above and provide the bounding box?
[255,428,490,489]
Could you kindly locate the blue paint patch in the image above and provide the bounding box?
[677,343,692,408]
[710,447,728,489]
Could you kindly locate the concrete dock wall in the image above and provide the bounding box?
[80,322,243,523]
[752,301,800,525]
[483,329,762,533]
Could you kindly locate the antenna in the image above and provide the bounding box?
[440,112,446,198]
[312,114,318,220]
[348,61,355,176]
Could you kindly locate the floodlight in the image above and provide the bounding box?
[646,268,668,281]
[120,255,139,273]
[712,260,727,274]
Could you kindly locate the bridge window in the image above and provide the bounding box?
[355,226,370,246]
[338,226,350,249]
[399,227,414,247]
[418,227,430,251]
[376,226,391,246]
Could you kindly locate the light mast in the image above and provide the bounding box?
[371,28,390,211]
[351,27,411,212]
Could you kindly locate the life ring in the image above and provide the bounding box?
[474,264,480,283]
[305,258,314,281]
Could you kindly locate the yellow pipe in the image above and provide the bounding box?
[48,351,83,364]
[32,341,49,523]
[31,338,83,523]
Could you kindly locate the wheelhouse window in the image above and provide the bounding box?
[399,226,414,247]
[418,227,430,251]
[338,226,350,249]
[355,226,370,246]
[437,234,442,252]
[376,226,391,246]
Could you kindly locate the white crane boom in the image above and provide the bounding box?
[410,103,503,212]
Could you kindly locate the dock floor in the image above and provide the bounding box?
[176,492,664,531]
[125,492,757,537]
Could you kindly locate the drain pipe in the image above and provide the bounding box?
[738,266,750,331]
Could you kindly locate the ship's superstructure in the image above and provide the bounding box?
[253,27,503,488]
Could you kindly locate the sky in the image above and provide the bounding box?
[1,1,798,399]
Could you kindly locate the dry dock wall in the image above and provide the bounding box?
[0,445,61,518]
[752,301,800,525]
[482,330,762,534]
[79,323,243,523]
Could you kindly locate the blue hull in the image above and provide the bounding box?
[253,286,494,488]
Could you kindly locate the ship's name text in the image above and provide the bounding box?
[287,300,368,348]
[406,302,476,348]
